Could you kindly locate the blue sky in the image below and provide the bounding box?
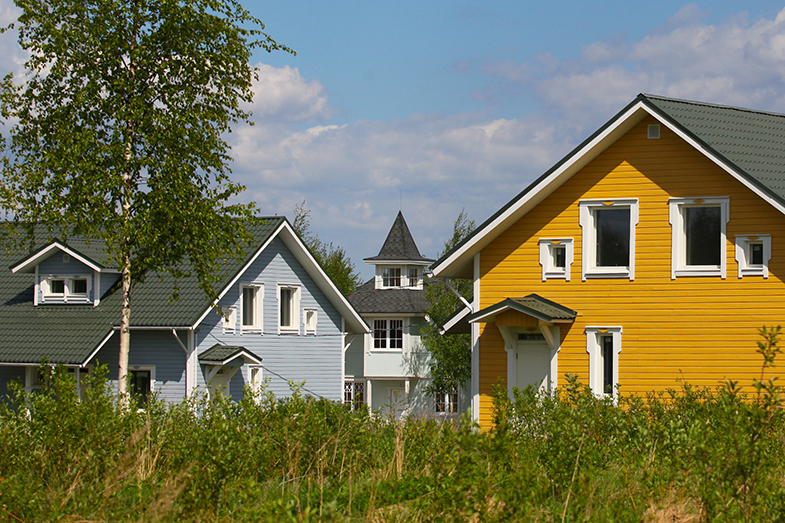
[3,1,785,280]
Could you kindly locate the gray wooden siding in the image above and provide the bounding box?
[197,237,344,402]
[0,366,25,399]
[98,273,120,299]
[89,330,187,403]
[345,335,364,378]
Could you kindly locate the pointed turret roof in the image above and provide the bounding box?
[364,211,434,264]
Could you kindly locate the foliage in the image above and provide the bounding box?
[292,200,362,295]
[0,0,293,399]
[421,209,475,393]
[2,330,785,521]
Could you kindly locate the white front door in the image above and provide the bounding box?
[515,340,551,391]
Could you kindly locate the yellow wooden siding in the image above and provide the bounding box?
[495,309,540,327]
[476,115,785,426]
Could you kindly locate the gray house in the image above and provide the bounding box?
[0,218,369,403]
[345,212,447,418]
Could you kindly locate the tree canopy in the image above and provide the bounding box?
[292,201,362,296]
[0,0,293,400]
[421,209,475,394]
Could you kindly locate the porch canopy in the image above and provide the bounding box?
[199,344,262,385]
[467,293,577,352]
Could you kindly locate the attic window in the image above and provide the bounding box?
[62,253,70,263]
[647,124,660,139]
[41,276,92,303]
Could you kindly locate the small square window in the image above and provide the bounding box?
[71,278,88,294]
[373,319,403,351]
[735,234,770,279]
[304,309,317,333]
[647,124,660,139]
[538,238,574,281]
[382,267,401,287]
[49,279,65,294]
[435,388,459,414]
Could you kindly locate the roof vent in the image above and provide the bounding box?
[63,253,70,263]
[648,124,660,139]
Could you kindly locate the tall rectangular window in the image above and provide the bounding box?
[585,327,621,400]
[685,206,721,266]
[280,288,292,327]
[243,287,256,326]
[601,335,614,395]
[344,381,365,410]
[595,208,630,267]
[278,285,300,331]
[129,369,152,409]
[408,268,419,287]
[239,283,262,332]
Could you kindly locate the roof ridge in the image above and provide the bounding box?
[641,93,785,120]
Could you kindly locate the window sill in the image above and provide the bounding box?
[583,268,631,279]
[543,270,568,281]
[240,328,263,334]
[673,267,722,278]
[739,267,768,278]
[370,348,403,353]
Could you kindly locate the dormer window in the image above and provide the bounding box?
[382,267,401,287]
[41,275,92,303]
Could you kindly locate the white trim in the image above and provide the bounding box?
[585,326,622,401]
[239,282,264,333]
[11,242,111,274]
[668,197,729,279]
[304,308,318,334]
[735,234,771,279]
[81,329,116,366]
[432,98,785,279]
[40,274,93,304]
[538,238,574,281]
[471,253,480,423]
[370,317,404,352]
[579,199,638,281]
[277,283,301,333]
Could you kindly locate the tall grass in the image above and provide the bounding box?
[1,329,785,521]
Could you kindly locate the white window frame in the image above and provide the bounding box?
[304,308,318,334]
[434,388,459,415]
[538,238,574,281]
[277,284,301,333]
[222,306,238,334]
[248,365,264,398]
[372,318,404,352]
[669,197,729,279]
[407,267,420,287]
[25,365,91,396]
[381,266,402,288]
[344,380,366,411]
[128,365,156,409]
[585,326,622,401]
[41,274,92,303]
[579,199,638,281]
[239,282,263,333]
[735,234,771,279]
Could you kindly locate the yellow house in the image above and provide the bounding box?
[431,94,785,427]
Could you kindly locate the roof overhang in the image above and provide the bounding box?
[468,295,577,324]
[191,220,369,334]
[431,94,785,279]
[440,306,471,335]
[198,345,262,366]
[11,241,111,274]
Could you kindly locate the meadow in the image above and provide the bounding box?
[1,331,785,522]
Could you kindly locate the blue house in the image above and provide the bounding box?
[0,218,369,403]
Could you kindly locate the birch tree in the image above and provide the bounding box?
[0,0,293,404]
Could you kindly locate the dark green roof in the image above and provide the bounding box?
[0,218,285,364]
[198,344,261,365]
[468,294,577,324]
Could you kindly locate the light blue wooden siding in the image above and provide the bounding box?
[37,253,96,303]
[0,366,25,399]
[345,335,364,378]
[98,273,120,299]
[197,237,344,401]
[89,330,187,403]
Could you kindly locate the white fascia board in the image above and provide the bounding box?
[640,105,785,216]
[431,102,650,279]
[363,259,433,266]
[190,221,286,329]
[81,329,116,367]
[277,222,370,334]
[12,242,105,274]
[440,306,471,335]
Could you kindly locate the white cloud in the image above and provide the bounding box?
[245,63,334,123]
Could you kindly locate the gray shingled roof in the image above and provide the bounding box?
[643,94,785,202]
[364,211,434,263]
[468,294,577,324]
[0,218,284,364]
[347,278,430,315]
[198,344,262,365]
[433,94,785,273]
